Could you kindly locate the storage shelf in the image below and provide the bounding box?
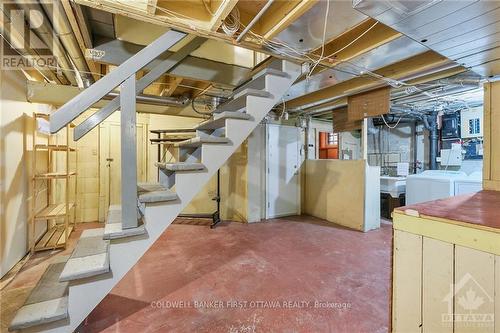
[35,144,76,152]
[34,203,75,220]
[34,172,76,179]
[34,225,74,252]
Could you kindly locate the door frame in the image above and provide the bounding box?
[265,123,301,219]
[98,119,149,221]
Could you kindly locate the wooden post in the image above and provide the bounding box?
[483,82,500,191]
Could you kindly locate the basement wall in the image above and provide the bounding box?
[0,69,53,277]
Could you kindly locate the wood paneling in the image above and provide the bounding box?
[348,86,390,121]
[393,230,423,332]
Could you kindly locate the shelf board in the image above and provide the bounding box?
[34,225,74,252]
[34,203,75,220]
[35,144,76,152]
[34,172,76,179]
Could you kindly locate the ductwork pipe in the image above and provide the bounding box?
[106,92,190,107]
[41,1,93,87]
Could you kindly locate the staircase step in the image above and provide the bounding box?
[155,162,205,171]
[216,89,273,113]
[59,228,110,281]
[9,257,69,331]
[175,136,230,148]
[104,206,146,240]
[195,112,252,130]
[137,182,178,203]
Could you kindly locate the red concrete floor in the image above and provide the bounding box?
[80,216,392,333]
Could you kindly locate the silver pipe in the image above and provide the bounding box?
[41,1,93,87]
[106,92,190,107]
[236,0,275,42]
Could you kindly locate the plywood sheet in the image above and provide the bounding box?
[422,237,453,333]
[393,230,423,332]
[332,107,362,132]
[303,159,365,230]
[348,87,390,121]
[396,190,500,232]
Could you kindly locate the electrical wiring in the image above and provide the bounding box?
[381,114,402,129]
[323,21,379,60]
[306,0,330,80]
[221,7,240,36]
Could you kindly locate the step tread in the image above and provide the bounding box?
[215,89,273,113]
[155,162,205,171]
[175,136,230,148]
[9,258,69,331]
[59,228,110,282]
[104,206,146,240]
[137,182,178,203]
[195,112,252,130]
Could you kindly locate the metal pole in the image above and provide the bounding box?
[236,0,275,42]
[120,74,139,229]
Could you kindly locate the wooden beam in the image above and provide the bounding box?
[287,51,454,108]
[161,76,183,96]
[313,18,401,64]
[208,0,239,31]
[72,0,302,63]
[259,0,318,40]
[147,0,158,15]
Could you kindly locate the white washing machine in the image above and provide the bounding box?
[454,171,483,196]
[406,170,467,205]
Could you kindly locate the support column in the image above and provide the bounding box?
[484,82,500,191]
[120,74,139,228]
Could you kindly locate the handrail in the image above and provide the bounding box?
[49,29,186,133]
[73,37,206,141]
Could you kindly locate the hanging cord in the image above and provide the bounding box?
[306,0,330,80]
[381,114,402,129]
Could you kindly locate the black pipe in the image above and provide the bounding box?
[424,112,439,170]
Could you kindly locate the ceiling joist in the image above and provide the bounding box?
[287,51,456,108]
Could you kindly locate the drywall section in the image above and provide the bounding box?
[0,69,53,277]
[303,159,380,232]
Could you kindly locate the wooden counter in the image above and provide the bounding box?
[392,190,500,333]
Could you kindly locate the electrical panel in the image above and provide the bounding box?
[441,112,460,139]
[460,106,483,138]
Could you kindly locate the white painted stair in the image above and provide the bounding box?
[17,59,301,332]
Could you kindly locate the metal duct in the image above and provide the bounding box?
[41,1,93,87]
[106,92,190,107]
[14,1,76,85]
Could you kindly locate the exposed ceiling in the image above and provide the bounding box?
[354,0,500,78]
[7,0,496,119]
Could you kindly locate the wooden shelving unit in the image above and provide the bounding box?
[30,113,78,253]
